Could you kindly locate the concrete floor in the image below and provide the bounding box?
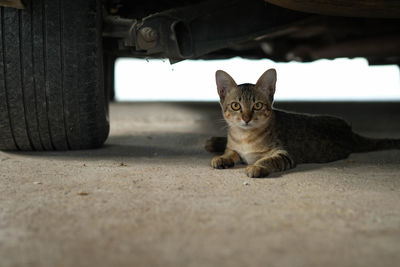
[1,102,400,267]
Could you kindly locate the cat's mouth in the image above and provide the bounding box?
[239,122,253,129]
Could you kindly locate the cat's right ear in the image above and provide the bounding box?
[256,68,277,103]
[216,70,237,101]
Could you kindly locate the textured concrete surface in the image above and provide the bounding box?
[1,102,400,267]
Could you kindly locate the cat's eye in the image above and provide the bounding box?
[253,102,263,110]
[231,102,241,111]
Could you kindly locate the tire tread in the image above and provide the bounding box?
[0,0,109,151]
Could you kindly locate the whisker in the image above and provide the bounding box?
[214,119,227,125]
[219,125,229,131]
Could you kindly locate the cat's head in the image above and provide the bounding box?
[215,69,277,130]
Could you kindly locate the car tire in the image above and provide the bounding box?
[104,53,116,102]
[0,0,109,151]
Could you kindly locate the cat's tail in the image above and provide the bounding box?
[205,136,227,153]
[353,133,400,153]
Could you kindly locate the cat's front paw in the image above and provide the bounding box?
[246,165,269,178]
[211,156,235,169]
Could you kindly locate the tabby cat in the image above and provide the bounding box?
[206,69,400,178]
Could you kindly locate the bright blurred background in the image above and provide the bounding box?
[115,57,400,101]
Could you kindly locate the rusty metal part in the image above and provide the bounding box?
[102,0,307,62]
[102,0,400,65]
[0,0,24,9]
[265,0,400,18]
[137,27,158,50]
[137,0,305,62]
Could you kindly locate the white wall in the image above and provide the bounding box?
[115,57,400,101]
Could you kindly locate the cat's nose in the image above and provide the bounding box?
[242,114,252,123]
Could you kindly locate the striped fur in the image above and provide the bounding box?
[210,69,400,178]
[212,69,295,178]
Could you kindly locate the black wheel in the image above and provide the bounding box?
[0,0,109,151]
[104,53,116,102]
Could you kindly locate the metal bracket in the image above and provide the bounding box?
[103,0,306,62]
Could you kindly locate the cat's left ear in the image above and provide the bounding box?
[256,68,277,103]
